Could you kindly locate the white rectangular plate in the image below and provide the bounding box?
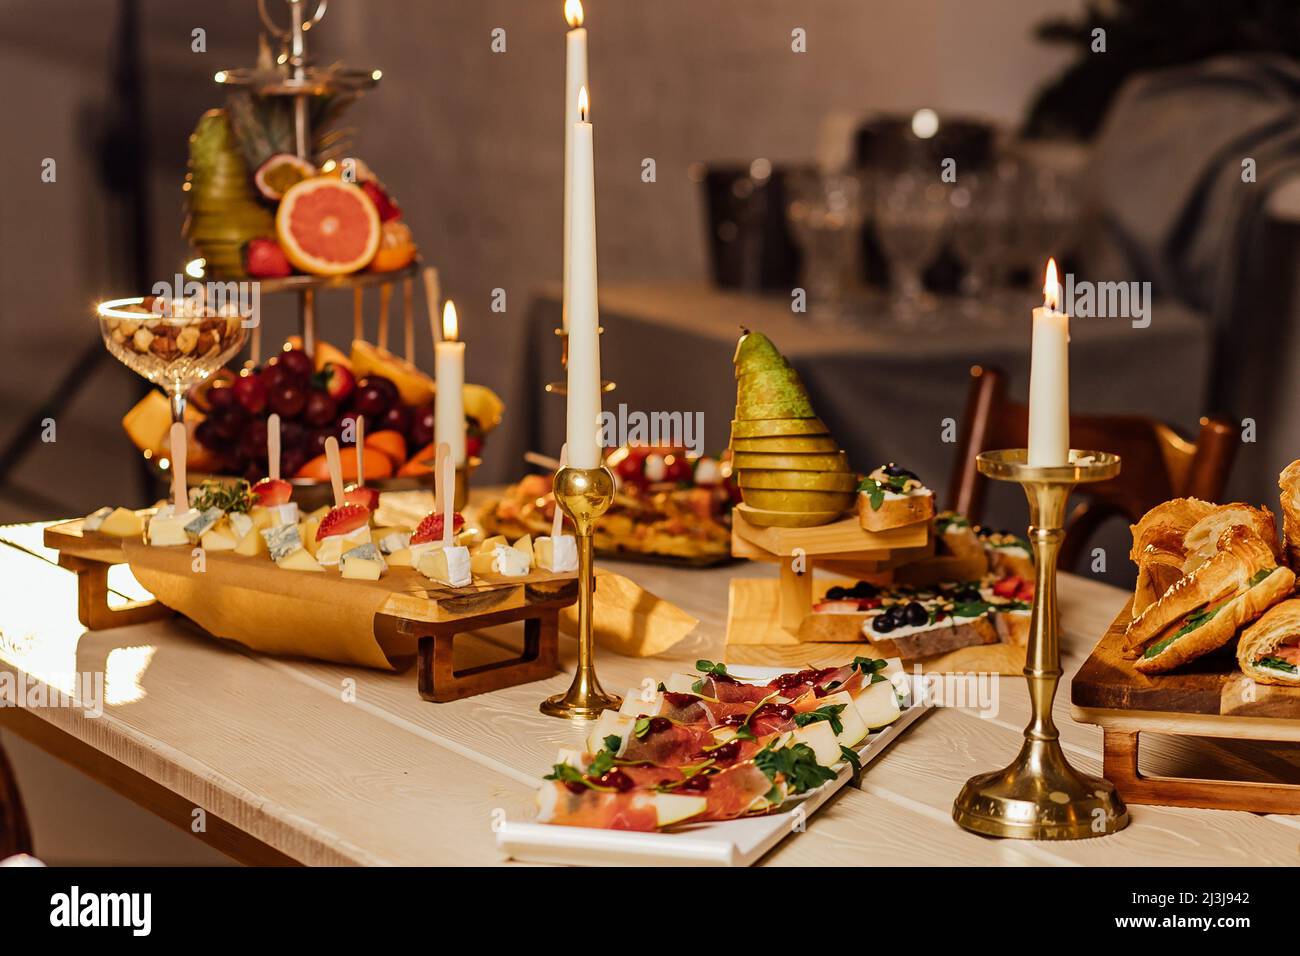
[497,666,932,866]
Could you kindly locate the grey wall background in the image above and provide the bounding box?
[0,0,1075,863]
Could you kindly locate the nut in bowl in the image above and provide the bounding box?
[98,295,249,422]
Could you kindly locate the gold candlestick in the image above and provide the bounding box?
[540,464,622,719]
[545,328,617,396]
[952,448,1131,840]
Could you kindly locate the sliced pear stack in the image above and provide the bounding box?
[728,330,854,527]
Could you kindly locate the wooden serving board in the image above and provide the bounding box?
[1070,599,1300,814]
[731,510,928,557]
[1071,598,1300,719]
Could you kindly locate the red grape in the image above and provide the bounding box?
[410,402,435,447]
[268,383,306,419]
[302,390,337,427]
[206,383,237,411]
[354,377,397,417]
[380,403,411,435]
[232,374,268,415]
[276,348,313,384]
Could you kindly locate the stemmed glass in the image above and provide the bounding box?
[98,296,249,424]
[874,171,949,325]
[785,169,868,323]
[949,169,1015,320]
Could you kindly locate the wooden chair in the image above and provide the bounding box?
[0,738,33,859]
[949,365,1239,570]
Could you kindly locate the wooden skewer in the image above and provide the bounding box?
[268,413,281,482]
[324,437,344,507]
[377,283,393,350]
[524,451,562,471]
[355,414,365,486]
[250,322,262,367]
[551,444,568,539]
[169,421,187,510]
[422,266,441,351]
[403,277,415,362]
[434,442,451,515]
[352,287,364,343]
[438,441,454,547]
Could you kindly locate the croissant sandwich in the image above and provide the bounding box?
[1279,459,1300,570]
[1179,503,1278,574]
[1237,600,1300,686]
[1123,526,1294,673]
[1128,497,1214,613]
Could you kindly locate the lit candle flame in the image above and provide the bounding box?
[565,0,584,28]
[578,85,589,122]
[442,300,459,342]
[1043,258,1060,312]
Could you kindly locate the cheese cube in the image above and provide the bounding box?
[300,516,322,556]
[315,527,372,567]
[512,534,534,564]
[418,545,471,587]
[227,511,254,540]
[377,531,411,555]
[270,503,299,527]
[340,543,387,580]
[233,525,267,557]
[277,546,324,572]
[83,506,113,532]
[491,544,531,577]
[200,519,239,552]
[477,535,507,554]
[470,550,497,577]
[248,506,273,531]
[535,535,578,572]
[148,506,199,547]
[98,507,144,539]
[262,523,304,562]
[385,547,413,567]
[185,506,224,541]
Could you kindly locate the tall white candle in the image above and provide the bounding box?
[1028,258,1070,467]
[563,0,588,333]
[435,300,467,466]
[565,87,603,470]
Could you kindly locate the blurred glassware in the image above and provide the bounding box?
[874,171,950,324]
[697,160,802,292]
[1006,159,1080,280]
[949,167,1016,316]
[785,169,869,322]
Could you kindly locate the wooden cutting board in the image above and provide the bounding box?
[1070,598,1300,719]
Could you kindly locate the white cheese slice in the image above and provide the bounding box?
[270,502,299,527]
[148,507,199,547]
[98,507,144,538]
[491,544,531,576]
[417,545,471,587]
[535,535,578,572]
[227,511,254,540]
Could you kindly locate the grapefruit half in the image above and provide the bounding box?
[276,177,381,276]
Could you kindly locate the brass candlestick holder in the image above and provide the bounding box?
[952,448,1131,840]
[544,328,617,396]
[540,464,622,719]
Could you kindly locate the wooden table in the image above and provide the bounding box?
[1,520,1296,866]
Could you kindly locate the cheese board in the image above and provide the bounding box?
[496,663,931,866]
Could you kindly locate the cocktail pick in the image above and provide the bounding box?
[355,414,366,487]
[324,436,345,507]
[170,421,187,510]
[352,287,364,342]
[439,441,454,548]
[434,441,450,514]
[403,277,416,361]
[267,413,281,482]
[552,444,568,540]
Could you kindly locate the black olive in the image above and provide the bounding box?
[904,602,929,626]
[882,463,918,480]
[884,605,906,624]
[850,581,879,598]
[955,587,981,603]
[826,586,846,600]
[871,614,895,633]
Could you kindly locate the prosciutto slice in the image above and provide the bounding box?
[620,719,716,767]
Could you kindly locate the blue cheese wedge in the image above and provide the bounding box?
[340,543,387,580]
[262,522,304,562]
[185,506,224,541]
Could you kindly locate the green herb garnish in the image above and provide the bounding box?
[952,599,994,619]
[1248,568,1274,586]
[839,745,862,774]
[191,478,255,514]
[633,717,652,738]
[794,704,846,736]
[692,660,729,694]
[1142,605,1221,659]
[587,747,617,777]
[754,742,837,795]
[1257,656,1298,674]
[602,734,621,753]
[734,724,756,742]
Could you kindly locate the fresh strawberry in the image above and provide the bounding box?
[318,362,355,402]
[244,237,293,278]
[411,511,465,545]
[252,477,293,506]
[465,434,483,459]
[316,503,371,541]
[1015,579,1035,602]
[361,180,402,222]
[344,485,380,511]
[992,575,1023,599]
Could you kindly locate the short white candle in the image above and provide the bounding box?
[563,0,588,333]
[565,87,603,470]
[435,300,467,466]
[1028,258,1070,467]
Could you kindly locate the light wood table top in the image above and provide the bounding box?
[1,520,1296,866]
